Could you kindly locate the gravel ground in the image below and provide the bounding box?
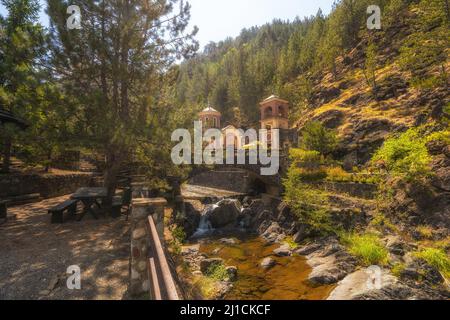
[0,196,130,300]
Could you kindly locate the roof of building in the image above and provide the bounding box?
[260,95,289,105]
[199,105,221,115]
[0,108,28,129]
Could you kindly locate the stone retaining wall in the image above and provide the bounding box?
[0,172,98,199]
[312,181,378,199]
[129,198,167,298]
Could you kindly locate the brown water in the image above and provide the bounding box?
[199,235,335,300]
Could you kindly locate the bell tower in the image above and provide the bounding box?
[199,104,221,129]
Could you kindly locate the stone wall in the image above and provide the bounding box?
[0,172,97,199]
[129,198,167,298]
[188,169,249,193]
[311,181,378,199]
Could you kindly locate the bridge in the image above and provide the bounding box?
[187,151,288,196]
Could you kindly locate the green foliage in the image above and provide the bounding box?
[284,147,332,233]
[391,262,406,278]
[370,213,398,233]
[341,233,389,266]
[284,236,299,249]
[398,0,449,84]
[415,247,450,279]
[325,167,352,182]
[363,40,379,94]
[205,263,229,281]
[372,128,431,180]
[301,121,338,155]
[172,226,187,244]
[426,129,450,144]
[415,225,434,239]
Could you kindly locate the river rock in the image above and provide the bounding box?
[200,258,224,274]
[273,244,292,257]
[260,257,276,270]
[306,244,357,285]
[219,238,237,245]
[327,268,399,300]
[295,243,322,256]
[225,266,238,282]
[208,199,241,228]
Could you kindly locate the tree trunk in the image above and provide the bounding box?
[103,148,125,207]
[2,138,11,173]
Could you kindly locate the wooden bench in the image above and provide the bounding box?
[48,199,78,224]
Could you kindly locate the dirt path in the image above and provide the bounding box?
[0,196,130,300]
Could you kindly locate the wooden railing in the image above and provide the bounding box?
[147,215,180,300]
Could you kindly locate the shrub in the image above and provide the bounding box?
[391,263,406,278]
[284,236,299,249]
[415,248,450,279]
[326,166,352,182]
[289,148,324,168]
[372,128,431,180]
[370,214,398,233]
[341,233,389,266]
[415,225,433,239]
[301,121,338,155]
[172,226,187,244]
[289,167,327,182]
[205,263,229,281]
[426,129,450,144]
[287,149,327,182]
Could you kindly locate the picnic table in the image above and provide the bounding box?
[71,187,108,221]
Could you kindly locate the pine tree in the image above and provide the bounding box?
[0,0,45,172]
[47,0,198,201]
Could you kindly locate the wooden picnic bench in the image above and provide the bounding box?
[71,187,108,221]
[48,199,78,224]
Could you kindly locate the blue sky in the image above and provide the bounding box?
[0,0,334,48]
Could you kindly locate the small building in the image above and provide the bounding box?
[199,105,221,129]
[197,95,296,150]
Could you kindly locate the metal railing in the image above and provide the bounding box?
[147,215,180,300]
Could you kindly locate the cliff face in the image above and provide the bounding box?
[295,34,448,167]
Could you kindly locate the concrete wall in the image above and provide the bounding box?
[0,172,97,199]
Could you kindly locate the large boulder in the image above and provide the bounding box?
[207,199,241,229]
[180,201,202,238]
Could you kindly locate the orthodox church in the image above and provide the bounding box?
[198,95,295,150]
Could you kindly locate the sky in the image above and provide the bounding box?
[0,0,334,48]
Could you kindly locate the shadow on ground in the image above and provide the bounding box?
[0,196,130,300]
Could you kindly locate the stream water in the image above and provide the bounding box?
[197,234,335,300]
[184,197,335,300]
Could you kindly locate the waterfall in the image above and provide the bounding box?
[191,204,217,238]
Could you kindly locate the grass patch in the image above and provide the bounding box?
[341,233,389,266]
[193,277,217,299]
[415,225,433,239]
[370,213,398,233]
[205,263,229,281]
[391,262,406,278]
[284,236,299,249]
[415,248,450,279]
